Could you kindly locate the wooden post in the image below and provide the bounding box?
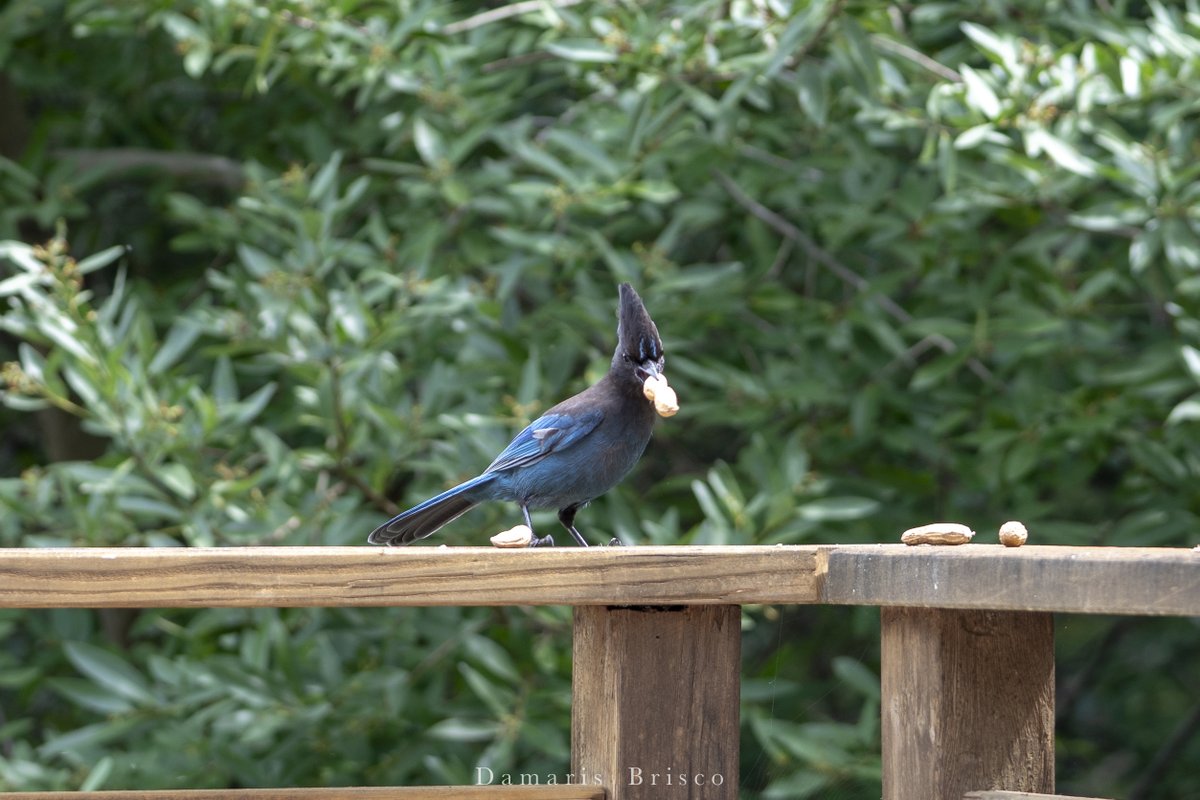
[881,607,1055,800]
[572,605,740,799]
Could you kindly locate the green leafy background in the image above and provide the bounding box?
[1,1,1198,797]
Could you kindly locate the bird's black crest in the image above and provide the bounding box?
[616,283,662,363]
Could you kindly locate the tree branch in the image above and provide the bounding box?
[714,169,998,386]
[871,35,963,83]
[713,169,912,321]
[55,148,246,190]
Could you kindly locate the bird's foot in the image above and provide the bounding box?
[607,537,624,547]
[529,534,556,548]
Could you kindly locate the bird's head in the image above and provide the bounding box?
[612,283,666,387]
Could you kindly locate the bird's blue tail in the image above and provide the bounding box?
[367,473,496,546]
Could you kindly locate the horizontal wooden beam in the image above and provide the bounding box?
[0,544,1194,615]
[963,791,1113,800]
[0,546,819,608]
[821,544,1199,616]
[0,788,605,800]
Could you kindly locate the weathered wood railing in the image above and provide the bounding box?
[0,544,1196,800]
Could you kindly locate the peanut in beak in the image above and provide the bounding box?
[642,373,679,418]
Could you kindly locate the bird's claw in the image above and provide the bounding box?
[529,534,556,548]
[607,537,624,547]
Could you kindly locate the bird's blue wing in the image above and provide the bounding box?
[484,410,604,474]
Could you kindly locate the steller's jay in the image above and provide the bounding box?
[367,283,673,548]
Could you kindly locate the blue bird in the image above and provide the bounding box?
[367,283,670,548]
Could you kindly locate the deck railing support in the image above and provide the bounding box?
[882,608,1055,800]
[571,605,740,799]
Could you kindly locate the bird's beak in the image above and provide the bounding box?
[635,362,661,383]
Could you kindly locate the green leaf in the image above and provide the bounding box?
[1067,203,1149,232]
[0,665,40,689]
[692,478,727,524]
[627,180,680,204]
[0,271,40,296]
[63,641,155,706]
[1166,394,1200,424]
[544,39,617,63]
[910,351,966,391]
[149,318,202,374]
[1,393,49,411]
[1120,55,1142,96]
[427,717,502,742]
[832,656,880,700]
[542,129,621,180]
[39,719,141,758]
[62,365,100,408]
[212,355,237,405]
[959,65,1001,118]
[330,289,368,344]
[488,226,573,256]
[309,151,343,202]
[222,381,277,425]
[18,341,46,382]
[413,117,446,167]
[511,141,579,187]
[158,462,197,501]
[1162,218,1200,270]
[183,40,212,78]
[1024,128,1099,177]
[706,464,745,517]
[457,662,511,718]
[464,633,520,682]
[36,312,96,365]
[954,123,1006,150]
[1129,225,1160,273]
[49,677,135,714]
[763,771,831,799]
[960,22,1018,71]
[766,0,837,78]
[795,63,829,127]
[237,244,275,278]
[115,495,183,521]
[76,245,127,275]
[1181,345,1200,382]
[0,156,39,192]
[1003,437,1039,483]
[796,497,880,521]
[81,757,115,791]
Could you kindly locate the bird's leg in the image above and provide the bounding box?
[557,505,592,548]
[524,503,555,548]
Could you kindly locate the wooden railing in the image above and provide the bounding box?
[1,544,1196,800]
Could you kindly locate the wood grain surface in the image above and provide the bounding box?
[572,605,739,799]
[0,788,605,800]
[963,792,1113,800]
[0,546,818,608]
[882,608,1055,800]
[821,544,1199,616]
[0,544,1194,614]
